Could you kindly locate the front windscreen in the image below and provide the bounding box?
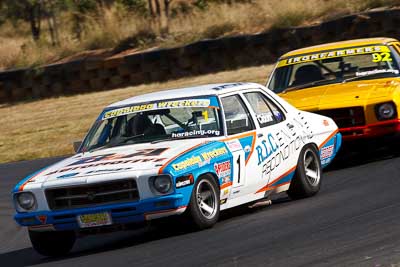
[269,45,400,93]
[81,97,222,152]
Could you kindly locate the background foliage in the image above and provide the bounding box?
[0,0,399,70]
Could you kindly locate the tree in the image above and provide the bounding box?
[43,0,60,45]
[147,0,172,35]
[28,0,42,41]
[1,0,61,44]
[67,0,96,40]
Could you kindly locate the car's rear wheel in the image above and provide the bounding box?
[288,145,322,199]
[29,230,76,256]
[187,174,220,229]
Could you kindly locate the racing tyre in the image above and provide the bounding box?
[29,230,76,256]
[287,145,322,199]
[187,174,220,229]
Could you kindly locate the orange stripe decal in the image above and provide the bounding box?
[221,181,233,189]
[222,131,256,142]
[19,169,47,191]
[245,132,257,165]
[158,143,205,174]
[256,165,296,194]
[318,129,339,149]
[222,131,257,165]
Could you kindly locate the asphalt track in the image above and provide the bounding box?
[1,143,400,267]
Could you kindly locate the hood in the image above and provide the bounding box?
[24,139,209,188]
[280,78,400,110]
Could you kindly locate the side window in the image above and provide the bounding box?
[391,44,400,62]
[244,92,285,128]
[395,44,400,54]
[221,95,255,135]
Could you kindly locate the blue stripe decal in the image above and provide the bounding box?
[320,133,342,168]
[237,135,254,162]
[270,170,295,187]
[13,166,47,193]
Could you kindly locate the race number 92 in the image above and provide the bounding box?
[372,52,392,62]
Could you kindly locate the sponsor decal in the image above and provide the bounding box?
[172,146,228,172]
[220,199,227,204]
[221,176,231,184]
[223,188,229,196]
[257,118,312,179]
[172,156,202,171]
[46,149,169,176]
[201,147,228,161]
[256,113,274,125]
[256,133,279,165]
[214,161,231,178]
[103,99,211,119]
[320,145,334,160]
[56,168,134,179]
[198,158,211,168]
[172,129,220,138]
[278,46,390,67]
[323,120,329,126]
[175,175,194,188]
[104,104,155,119]
[225,139,242,152]
[355,69,399,77]
[86,167,133,174]
[157,99,210,108]
[68,148,168,167]
[211,83,245,90]
[47,158,166,176]
[321,158,331,165]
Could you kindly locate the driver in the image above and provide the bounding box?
[127,113,166,137]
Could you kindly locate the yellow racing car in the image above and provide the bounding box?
[267,37,400,141]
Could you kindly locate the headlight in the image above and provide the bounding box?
[375,102,397,120]
[150,175,172,194]
[15,192,36,211]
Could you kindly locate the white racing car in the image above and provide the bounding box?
[13,83,341,256]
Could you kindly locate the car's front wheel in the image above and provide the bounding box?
[187,174,220,229]
[288,144,322,199]
[29,230,76,256]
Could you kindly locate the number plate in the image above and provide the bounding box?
[77,212,112,228]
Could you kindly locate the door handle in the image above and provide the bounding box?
[257,133,264,138]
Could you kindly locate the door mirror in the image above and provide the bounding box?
[73,141,82,153]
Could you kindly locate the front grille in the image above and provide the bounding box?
[315,107,365,128]
[46,179,139,210]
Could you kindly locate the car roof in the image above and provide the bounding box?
[280,37,399,59]
[107,82,262,108]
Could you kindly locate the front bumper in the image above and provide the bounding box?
[340,119,400,141]
[14,194,186,232]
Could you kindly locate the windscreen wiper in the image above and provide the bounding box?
[342,71,399,83]
[150,134,217,144]
[90,134,146,150]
